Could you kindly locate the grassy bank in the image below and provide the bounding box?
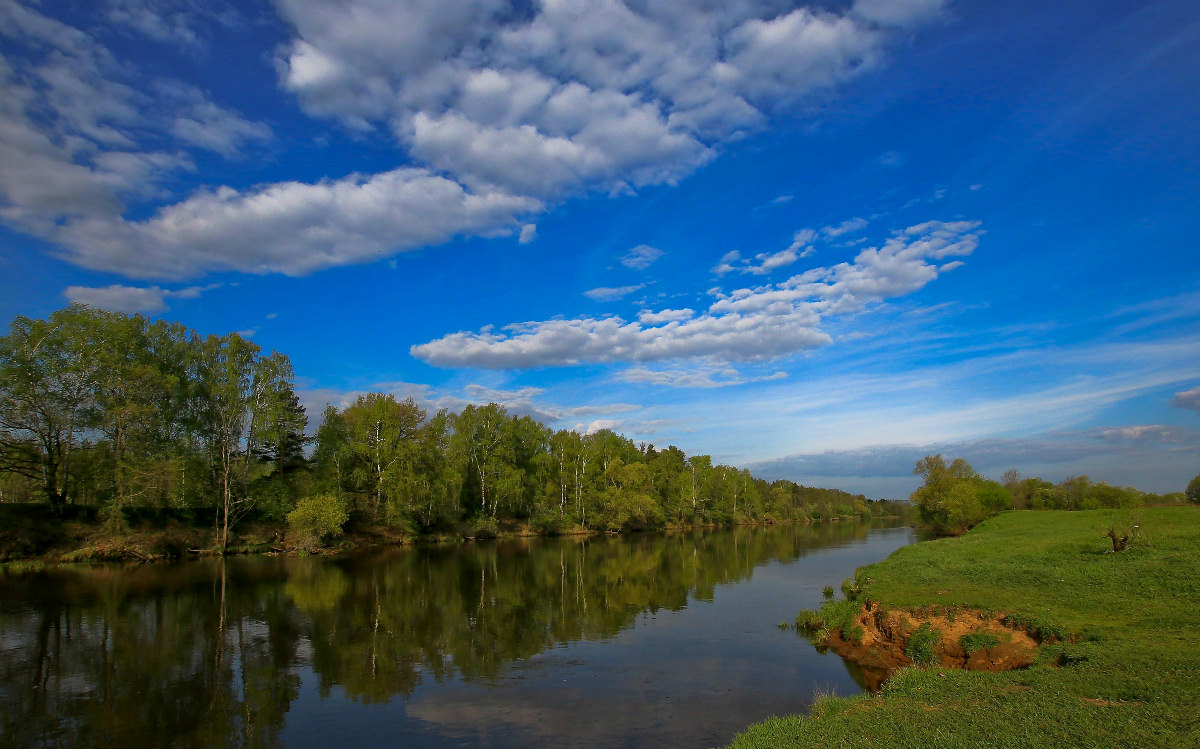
[730,508,1200,748]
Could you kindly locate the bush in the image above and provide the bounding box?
[958,630,1000,655]
[905,622,942,666]
[286,493,348,549]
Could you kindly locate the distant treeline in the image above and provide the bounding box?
[910,453,1196,536]
[0,305,908,549]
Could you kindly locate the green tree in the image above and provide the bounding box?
[910,455,1007,535]
[1187,474,1200,504]
[0,305,106,507]
[287,493,349,549]
[340,393,425,521]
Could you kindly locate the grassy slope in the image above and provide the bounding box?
[729,508,1200,748]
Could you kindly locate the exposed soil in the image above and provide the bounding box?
[825,603,1039,691]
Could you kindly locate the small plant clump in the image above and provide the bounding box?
[1001,613,1068,643]
[841,576,864,601]
[905,622,943,666]
[845,624,866,644]
[796,609,823,632]
[958,630,1001,655]
[822,585,835,600]
[286,493,349,550]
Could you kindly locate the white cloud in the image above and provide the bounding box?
[63,282,219,313]
[65,284,170,314]
[822,217,868,238]
[618,364,788,389]
[852,0,948,29]
[54,168,539,279]
[297,379,639,434]
[414,220,981,369]
[0,1,950,281]
[584,285,645,302]
[1172,386,1200,414]
[750,424,1200,498]
[169,93,272,156]
[715,228,819,276]
[619,244,664,270]
[274,0,951,205]
[518,223,537,244]
[637,308,694,325]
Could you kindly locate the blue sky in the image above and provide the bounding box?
[1,0,1197,497]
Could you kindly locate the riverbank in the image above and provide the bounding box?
[729,508,1200,748]
[0,502,912,566]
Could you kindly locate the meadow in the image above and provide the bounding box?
[729,508,1200,748]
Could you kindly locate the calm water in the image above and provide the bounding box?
[0,522,915,748]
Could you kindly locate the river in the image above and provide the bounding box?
[0,521,915,748]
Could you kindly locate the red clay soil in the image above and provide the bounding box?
[824,603,1039,691]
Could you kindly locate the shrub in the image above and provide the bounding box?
[822,585,835,600]
[905,622,943,666]
[287,493,348,549]
[470,516,499,539]
[958,630,1001,655]
[841,576,864,601]
[845,624,866,644]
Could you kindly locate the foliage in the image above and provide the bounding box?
[0,305,911,557]
[286,493,348,548]
[957,630,1000,655]
[904,622,942,666]
[1187,474,1200,504]
[910,454,1010,535]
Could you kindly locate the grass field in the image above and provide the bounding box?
[728,508,1200,748]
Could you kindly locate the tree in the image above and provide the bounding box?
[0,305,106,507]
[910,454,1008,535]
[196,334,299,551]
[340,393,425,521]
[1187,474,1200,505]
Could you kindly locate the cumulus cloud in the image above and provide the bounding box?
[637,308,694,325]
[0,1,278,269]
[413,220,981,369]
[56,168,539,279]
[1,0,950,281]
[713,229,818,276]
[518,223,537,244]
[619,244,664,270]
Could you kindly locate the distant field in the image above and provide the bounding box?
[729,508,1200,748]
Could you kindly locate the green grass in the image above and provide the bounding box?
[958,631,1001,655]
[728,508,1200,748]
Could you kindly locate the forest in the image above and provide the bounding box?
[0,305,906,554]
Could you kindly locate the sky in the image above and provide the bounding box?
[1,0,1197,498]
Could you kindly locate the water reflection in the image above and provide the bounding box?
[0,521,910,748]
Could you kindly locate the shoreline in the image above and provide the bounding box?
[727,507,1200,748]
[0,506,909,568]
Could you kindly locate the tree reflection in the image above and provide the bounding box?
[0,521,887,747]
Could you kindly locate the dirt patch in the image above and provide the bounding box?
[823,604,1039,691]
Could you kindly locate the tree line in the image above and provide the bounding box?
[0,305,907,550]
[910,453,1195,535]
